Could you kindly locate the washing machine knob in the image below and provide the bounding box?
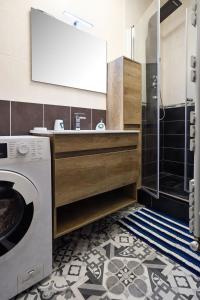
[17,143,29,155]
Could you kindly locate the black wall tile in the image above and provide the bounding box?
[188,151,194,164]
[146,123,158,134]
[71,107,91,130]
[158,104,194,201]
[160,147,165,161]
[164,106,185,121]
[160,121,164,135]
[142,148,157,165]
[1,99,106,135]
[92,109,106,130]
[137,189,152,207]
[164,120,185,135]
[164,134,185,148]
[187,164,194,179]
[142,105,146,121]
[163,161,184,176]
[44,105,70,130]
[142,161,157,178]
[160,135,164,148]
[144,134,158,149]
[164,148,184,163]
[11,101,43,135]
[0,100,10,136]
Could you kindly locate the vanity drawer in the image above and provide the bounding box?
[54,149,138,207]
[53,133,138,154]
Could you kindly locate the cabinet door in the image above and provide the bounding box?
[123,59,141,125]
[54,150,138,207]
[54,133,138,154]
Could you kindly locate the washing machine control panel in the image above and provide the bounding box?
[17,143,31,156]
[0,137,50,162]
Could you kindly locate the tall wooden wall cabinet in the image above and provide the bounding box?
[107,56,142,185]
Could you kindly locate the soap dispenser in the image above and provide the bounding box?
[96,119,106,131]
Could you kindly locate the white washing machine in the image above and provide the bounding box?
[0,136,52,300]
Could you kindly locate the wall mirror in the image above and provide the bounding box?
[31,8,107,93]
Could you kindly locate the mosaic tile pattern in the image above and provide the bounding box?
[15,205,200,300]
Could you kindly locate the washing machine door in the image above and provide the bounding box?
[0,171,38,257]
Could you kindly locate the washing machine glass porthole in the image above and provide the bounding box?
[0,181,34,257]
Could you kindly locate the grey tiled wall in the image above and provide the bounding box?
[0,100,106,136]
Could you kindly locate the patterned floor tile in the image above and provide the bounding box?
[60,260,87,285]
[14,205,200,300]
[149,280,187,300]
[103,257,152,299]
[15,287,40,300]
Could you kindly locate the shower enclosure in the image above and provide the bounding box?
[139,0,160,199]
[141,0,196,205]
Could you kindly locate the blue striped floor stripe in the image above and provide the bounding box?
[118,207,200,277]
[132,212,192,242]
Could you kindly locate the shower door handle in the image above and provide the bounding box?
[184,8,189,193]
[184,98,188,193]
[184,6,196,193]
[192,0,200,242]
[184,98,194,193]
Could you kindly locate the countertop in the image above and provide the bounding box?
[30,129,140,135]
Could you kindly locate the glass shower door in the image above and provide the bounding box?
[141,0,160,198]
[184,3,196,193]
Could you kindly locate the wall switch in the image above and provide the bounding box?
[191,56,196,68]
[189,207,194,219]
[189,192,195,206]
[190,125,195,138]
[190,111,196,124]
[192,0,197,12]
[189,219,194,233]
[191,12,197,27]
[189,193,194,206]
[190,139,195,151]
[189,179,195,193]
[191,70,196,82]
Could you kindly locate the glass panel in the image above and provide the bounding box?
[134,0,160,198]
[159,0,194,201]
[0,197,23,237]
[31,9,107,93]
[184,2,196,193]
[0,182,24,238]
[0,181,34,256]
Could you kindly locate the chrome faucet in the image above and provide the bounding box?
[74,113,86,130]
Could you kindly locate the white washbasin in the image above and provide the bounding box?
[30,129,140,135]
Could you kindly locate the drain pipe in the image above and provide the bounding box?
[189,0,200,252]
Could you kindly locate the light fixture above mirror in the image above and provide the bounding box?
[63,11,94,30]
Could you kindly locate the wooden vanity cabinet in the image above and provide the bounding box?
[49,132,139,238]
[107,57,142,185]
[55,150,137,207]
[107,56,142,130]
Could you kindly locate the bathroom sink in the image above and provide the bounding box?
[30,129,140,134]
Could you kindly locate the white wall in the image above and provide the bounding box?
[161,0,192,106]
[0,0,125,109]
[0,0,168,109]
[125,0,153,29]
[124,0,152,58]
[134,0,157,104]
